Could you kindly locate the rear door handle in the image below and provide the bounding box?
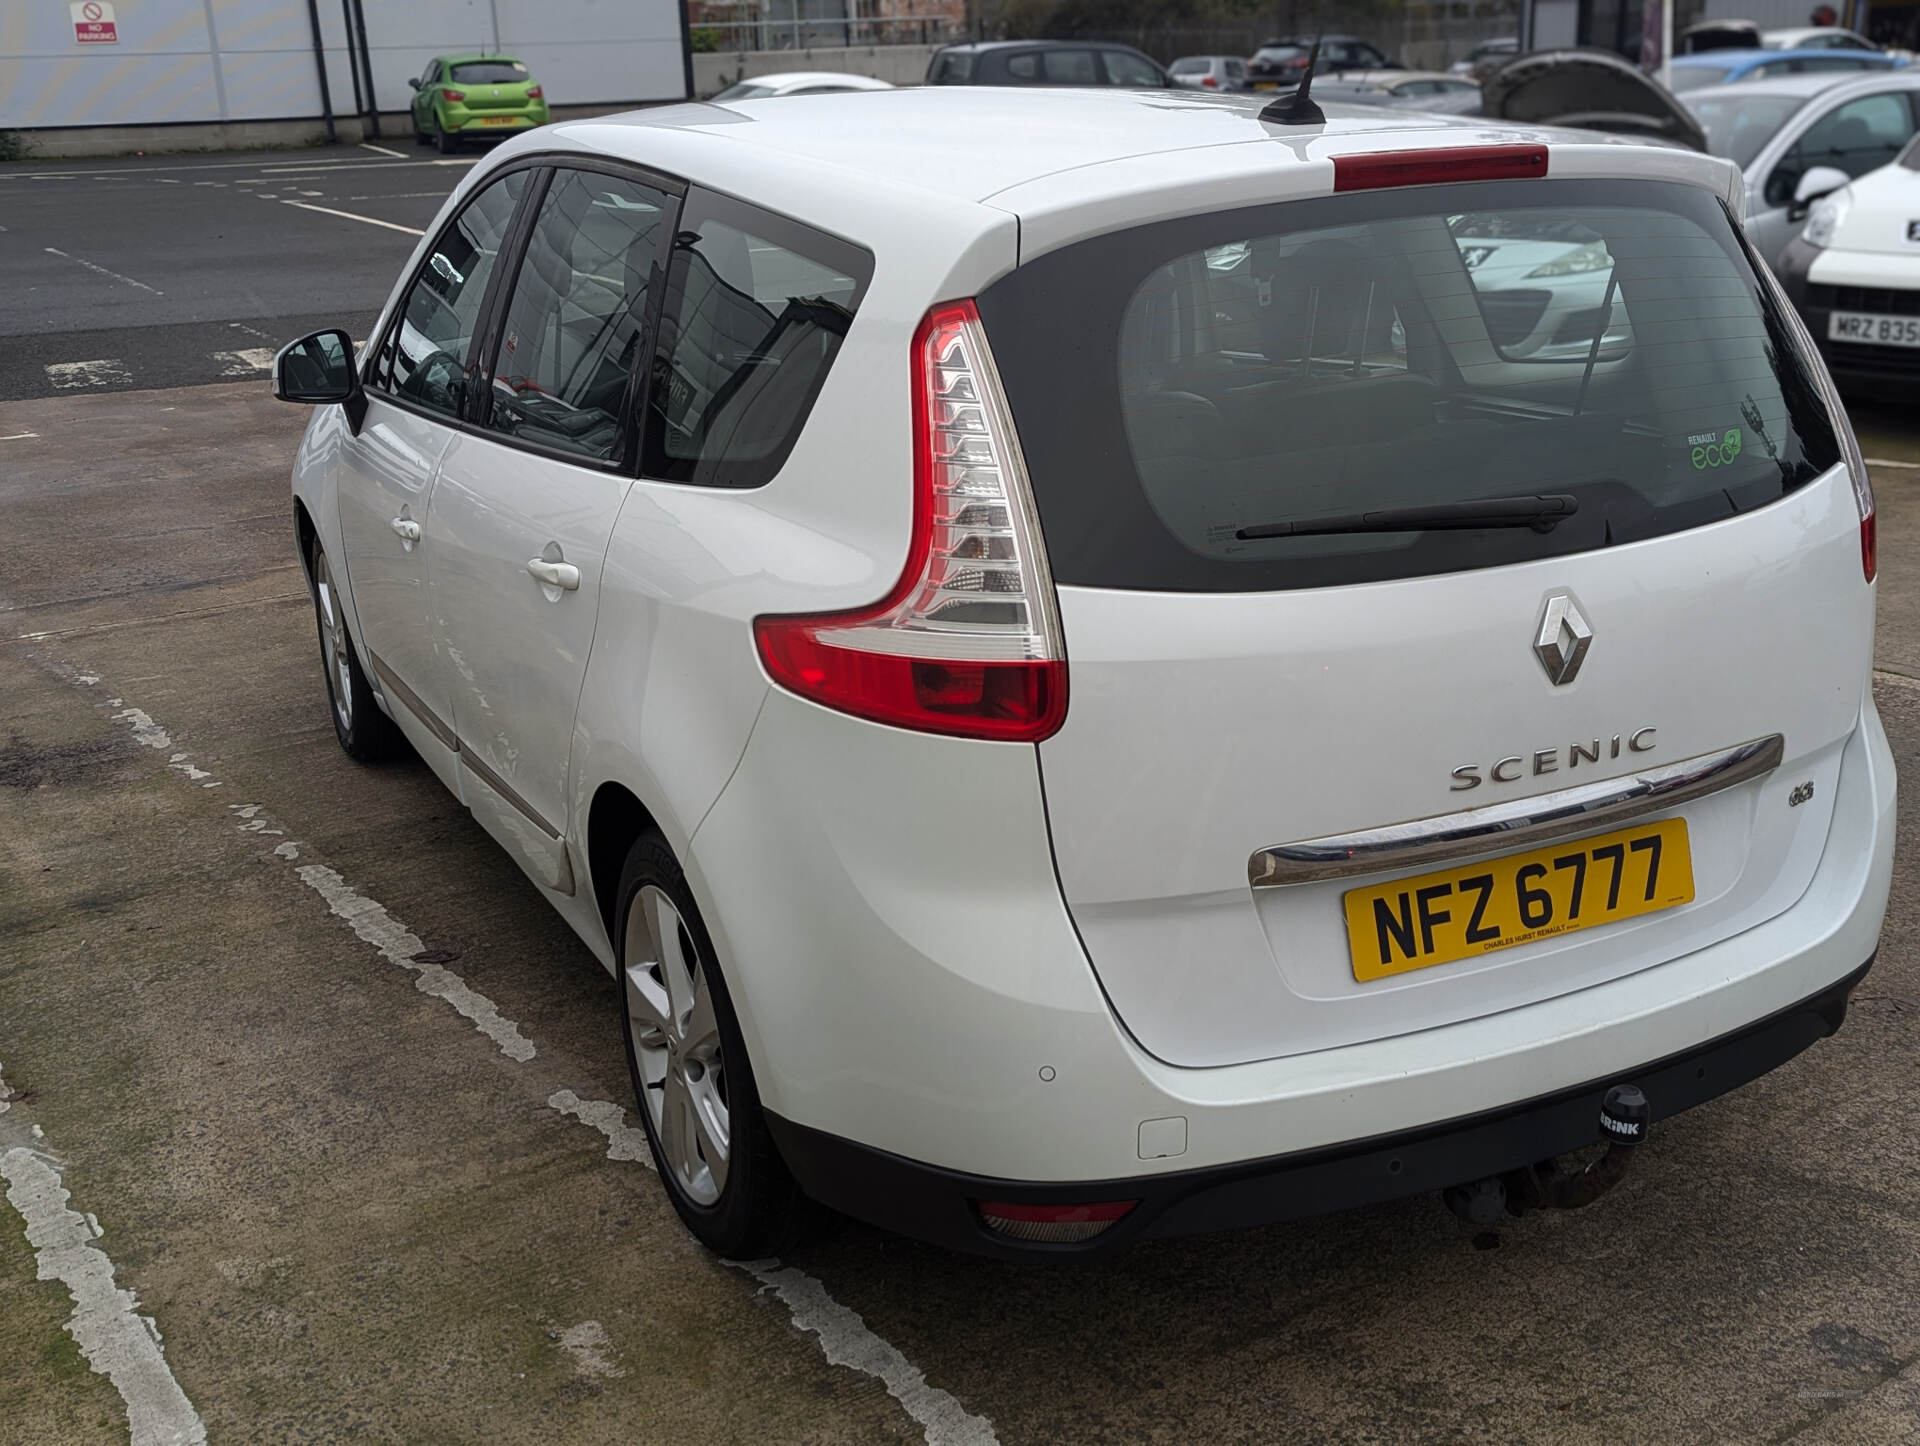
[526,557,581,591]
[390,517,422,542]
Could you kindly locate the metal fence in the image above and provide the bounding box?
[691,14,967,51]
[1066,7,1518,70]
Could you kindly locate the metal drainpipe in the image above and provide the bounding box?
[349,0,380,139]
[338,0,364,121]
[303,0,337,143]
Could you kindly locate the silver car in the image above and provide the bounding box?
[1683,69,1920,263]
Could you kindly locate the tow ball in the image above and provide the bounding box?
[1444,1085,1652,1226]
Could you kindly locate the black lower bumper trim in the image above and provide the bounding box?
[766,956,1872,1259]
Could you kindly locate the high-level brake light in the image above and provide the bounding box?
[754,300,1068,742]
[1333,144,1549,192]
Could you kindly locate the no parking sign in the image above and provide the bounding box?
[71,1,118,43]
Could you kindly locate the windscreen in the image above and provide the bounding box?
[711,82,776,100]
[1684,91,1808,168]
[977,178,1841,592]
[1667,65,1730,92]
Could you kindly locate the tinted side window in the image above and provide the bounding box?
[930,51,973,83]
[1768,92,1917,204]
[1006,52,1040,80]
[1046,49,1100,83]
[1102,50,1163,85]
[479,168,673,463]
[642,193,873,489]
[368,169,531,419]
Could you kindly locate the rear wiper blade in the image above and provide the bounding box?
[1235,493,1579,541]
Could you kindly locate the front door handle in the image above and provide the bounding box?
[391,517,422,543]
[526,557,581,591]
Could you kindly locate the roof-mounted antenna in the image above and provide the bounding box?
[1260,36,1324,125]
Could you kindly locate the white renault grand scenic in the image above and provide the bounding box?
[274,88,1894,1258]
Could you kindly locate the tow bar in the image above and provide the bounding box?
[1444,1085,1652,1226]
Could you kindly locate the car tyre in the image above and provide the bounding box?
[413,115,431,145]
[616,832,823,1258]
[309,542,404,763]
[435,119,459,155]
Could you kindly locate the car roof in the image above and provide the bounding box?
[731,71,893,89]
[936,39,1153,54]
[522,87,1733,224]
[1326,69,1464,84]
[1672,46,1896,73]
[438,54,525,66]
[1682,68,1920,99]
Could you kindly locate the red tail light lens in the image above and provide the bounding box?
[1862,510,1877,582]
[526,84,543,99]
[754,300,1067,742]
[977,1200,1137,1243]
[1334,144,1549,192]
[441,88,466,102]
[1202,74,1218,86]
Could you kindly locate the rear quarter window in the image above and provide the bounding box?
[977,178,1841,592]
[641,191,872,489]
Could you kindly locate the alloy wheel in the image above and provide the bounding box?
[313,550,354,731]
[624,884,730,1206]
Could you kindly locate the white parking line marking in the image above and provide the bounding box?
[41,664,995,1446]
[732,1262,1001,1446]
[281,200,425,236]
[1865,457,1920,469]
[43,248,163,295]
[359,141,408,159]
[2,431,38,441]
[295,861,539,1061]
[1,1072,209,1446]
[547,1090,653,1166]
[211,348,276,377]
[46,359,133,390]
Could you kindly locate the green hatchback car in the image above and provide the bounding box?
[408,56,550,153]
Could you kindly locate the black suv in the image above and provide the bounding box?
[925,41,1170,87]
[1246,34,1396,89]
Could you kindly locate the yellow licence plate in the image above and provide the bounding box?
[1343,818,1694,982]
[1253,81,1278,90]
[481,116,520,125]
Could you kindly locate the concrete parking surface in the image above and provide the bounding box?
[5,146,1920,1446]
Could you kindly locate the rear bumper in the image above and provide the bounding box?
[695,689,1893,1239]
[767,953,1873,1259]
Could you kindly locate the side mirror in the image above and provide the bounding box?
[1791,164,1850,213]
[274,329,367,431]
[406,76,418,88]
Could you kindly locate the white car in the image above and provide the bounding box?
[273,90,1894,1258]
[707,71,893,101]
[1779,132,1920,396]
[1683,70,1920,263]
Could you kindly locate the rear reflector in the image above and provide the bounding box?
[976,1200,1137,1243]
[1334,145,1549,193]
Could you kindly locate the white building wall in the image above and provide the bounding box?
[0,0,686,130]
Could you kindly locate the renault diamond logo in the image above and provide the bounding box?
[1535,593,1592,686]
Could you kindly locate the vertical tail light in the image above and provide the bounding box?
[754,299,1067,742]
[441,88,466,102]
[526,84,543,99]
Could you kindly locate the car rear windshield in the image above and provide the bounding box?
[977,178,1841,592]
[711,82,775,100]
[1171,58,1210,74]
[450,61,528,84]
